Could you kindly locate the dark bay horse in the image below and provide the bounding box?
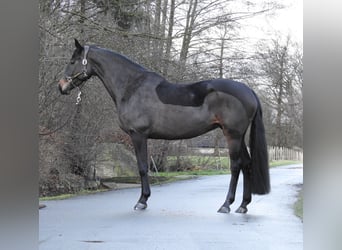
[59,39,270,213]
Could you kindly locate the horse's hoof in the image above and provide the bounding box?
[217,206,230,213]
[235,207,248,214]
[39,204,46,209]
[134,202,147,210]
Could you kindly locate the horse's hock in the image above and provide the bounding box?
[92,143,138,179]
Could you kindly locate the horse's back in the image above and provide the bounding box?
[139,74,258,121]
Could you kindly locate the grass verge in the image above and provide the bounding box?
[40,189,109,201]
[293,184,303,221]
[270,160,301,167]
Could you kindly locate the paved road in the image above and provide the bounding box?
[39,164,303,250]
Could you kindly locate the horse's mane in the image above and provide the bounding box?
[92,46,147,72]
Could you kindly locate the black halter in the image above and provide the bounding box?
[66,46,90,105]
[66,45,90,82]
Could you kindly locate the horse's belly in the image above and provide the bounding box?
[148,107,216,140]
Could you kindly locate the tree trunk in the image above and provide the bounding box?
[179,0,198,67]
[218,23,228,78]
[152,0,162,61]
[275,45,287,146]
[79,0,86,40]
[162,0,175,76]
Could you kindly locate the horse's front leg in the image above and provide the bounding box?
[130,132,151,210]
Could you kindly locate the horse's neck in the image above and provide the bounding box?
[91,49,144,106]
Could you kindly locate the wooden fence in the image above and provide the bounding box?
[169,143,303,162]
[268,146,303,161]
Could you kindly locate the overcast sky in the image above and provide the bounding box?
[266,0,303,42]
[240,0,303,44]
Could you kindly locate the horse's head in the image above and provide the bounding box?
[58,39,93,95]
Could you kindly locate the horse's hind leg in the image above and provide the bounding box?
[218,131,242,213]
[235,141,252,213]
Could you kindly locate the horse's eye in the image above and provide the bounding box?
[70,60,75,65]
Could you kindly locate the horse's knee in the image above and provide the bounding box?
[139,170,147,177]
[138,167,148,177]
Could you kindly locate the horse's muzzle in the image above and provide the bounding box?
[58,78,71,95]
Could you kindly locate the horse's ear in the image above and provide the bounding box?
[74,39,83,50]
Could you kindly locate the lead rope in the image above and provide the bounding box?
[39,90,83,136]
[40,46,89,136]
[76,88,82,105]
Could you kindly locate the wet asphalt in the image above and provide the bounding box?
[39,164,303,250]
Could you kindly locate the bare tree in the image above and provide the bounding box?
[255,36,303,148]
[173,0,281,80]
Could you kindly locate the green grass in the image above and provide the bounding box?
[269,160,301,167]
[166,155,230,169]
[293,186,303,221]
[157,159,301,177]
[166,156,301,169]
[156,168,229,177]
[39,188,108,201]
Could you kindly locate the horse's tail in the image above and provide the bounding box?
[249,92,271,194]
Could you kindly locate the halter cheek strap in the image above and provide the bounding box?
[66,45,90,82]
[82,45,90,77]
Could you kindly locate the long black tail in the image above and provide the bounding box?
[249,92,270,194]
